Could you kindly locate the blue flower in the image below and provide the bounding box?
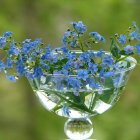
[33,67,43,78]
[124,45,133,54]
[3,32,13,37]
[118,35,127,45]
[102,55,114,67]
[62,31,72,46]
[61,47,69,54]
[6,75,16,82]
[41,45,51,60]
[66,52,76,61]
[103,71,115,77]
[70,39,78,48]
[135,45,140,55]
[62,31,78,48]
[89,32,105,42]
[77,69,88,81]
[0,37,6,48]
[130,22,139,40]
[16,59,25,76]
[0,60,5,70]
[9,41,19,55]
[61,69,68,75]
[71,21,87,34]
[25,72,34,80]
[6,58,13,68]
[67,77,81,90]
[48,54,58,64]
[21,39,42,55]
[80,52,91,63]
[21,42,31,54]
[52,75,64,90]
[73,60,82,69]
[40,61,50,70]
[96,49,105,58]
[89,50,96,57]
[88,62,98,74]
[130,31,137,40]
[62,62,71,70]
[87,77,101,89]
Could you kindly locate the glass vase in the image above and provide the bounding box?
[28,55,136,140]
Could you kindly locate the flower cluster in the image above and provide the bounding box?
[0,21,140,91]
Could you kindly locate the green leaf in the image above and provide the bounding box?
[110,39,121,59]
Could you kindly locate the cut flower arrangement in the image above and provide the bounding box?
[0,21,140,139]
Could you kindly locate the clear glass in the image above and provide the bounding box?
[28,55,137,140]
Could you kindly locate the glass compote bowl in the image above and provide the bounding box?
[28,55,136,140]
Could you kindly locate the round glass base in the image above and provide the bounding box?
[64,118,93,140]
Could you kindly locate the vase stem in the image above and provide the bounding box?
[64,118,93,140]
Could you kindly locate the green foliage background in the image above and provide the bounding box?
[0,0,140,140]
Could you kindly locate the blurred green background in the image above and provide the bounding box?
[0,0,140,140]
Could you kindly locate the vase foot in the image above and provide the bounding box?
[64,118,93,140]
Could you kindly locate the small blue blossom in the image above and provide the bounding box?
[9,41,19,55]
[21,39,42,55]
[25,72,34,80]
[61,69,68,75]
[41,45,51,60]
[118,35,127,45]
[61,47,69,54]
[21,42,31,54]
[52,76,64,90]
[67,77,81,90]
[73,60,82,69]
[40,61,50,70]
[77,69,88,81]
[103,71,115,77]
[0,37,6,48]
[89,32,105,42]
[6,75,16,82]
[6,58,13,68]
[135,45,140,55]
[3,32,13,37]
[62,62,71,70]
[48,53,58,64]
[96,49,105,58]
[87,77,101,89]
[124,45,133,54]
[88,62,98,74]
[102,55,114,67]
[130,22,139,40]
[89,50,96,57]
[66,52,76,61]
[130,31,138,40]
[33,67,43,78]
[80,52,91,63]
[71,21,87,34]
[0,60,5,70]
[16,59,25,76]
[62,31,71,46]
[70,39,78,48]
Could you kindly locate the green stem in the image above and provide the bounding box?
[115,55,128,63]
[73,27,85,52]
[49,90,94,114]
[78,34,85,52]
